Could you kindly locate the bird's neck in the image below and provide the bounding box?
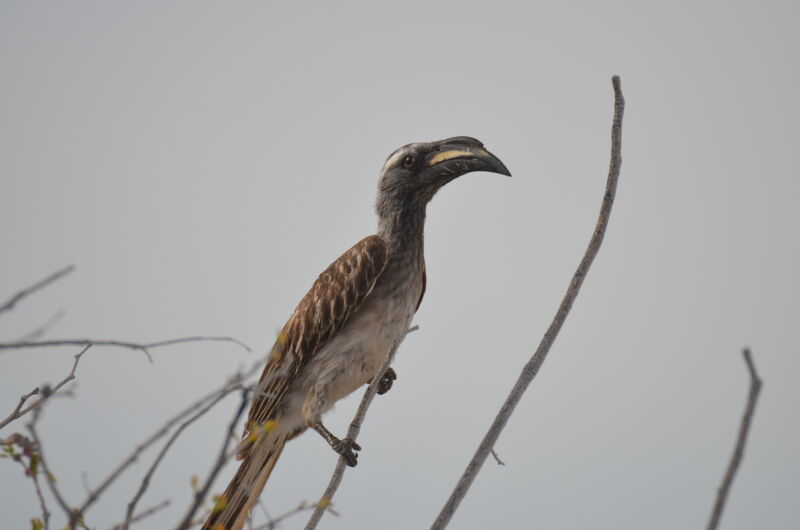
[376,199,426,267]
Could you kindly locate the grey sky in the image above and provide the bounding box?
[1,1,798,529]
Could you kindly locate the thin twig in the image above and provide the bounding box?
[16,308,67,341]
[122,391,231,529]
[430,75,625,529]
[175,388,252,529]
[0,265,75,316]
[74,364,260,523]
[705,348,763,530]
[253,501,326,530]
[489,448,505,466]
[31,463,52,530]
[0,336,251,363]
[0,388,39,431]
[0,344,91,431]
[304,325,419,530]
[107,499,171,530]
[28,415,80,526]
[5,435,53,529]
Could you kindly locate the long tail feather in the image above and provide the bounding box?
[202,435,286,530]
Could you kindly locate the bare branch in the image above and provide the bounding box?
[304,325,419,530]
[74,363,260,523]
[0,265,75,316]
[175,388,251,529]
[31,461,52,530]
[28,416,81,526]
[0,345,91,432]
[430,75,625,529]
[107,499,171,530]
[1,388,39,430]
[705,348,763,530]
[0,336,251,363]
[122,391,231,529]
[16,308,67,341]
[253,501,326,530]
[489,448,505,466]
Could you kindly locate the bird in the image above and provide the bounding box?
[202,136,510,530]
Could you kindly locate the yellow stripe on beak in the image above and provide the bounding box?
[427,148,488,166]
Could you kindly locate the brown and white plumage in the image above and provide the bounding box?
[202,137,509,530]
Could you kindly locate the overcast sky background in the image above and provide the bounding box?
[1,2,798,529]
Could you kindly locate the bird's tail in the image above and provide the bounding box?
[201,434,286,530]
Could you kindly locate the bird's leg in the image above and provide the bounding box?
[312,422,361,467]
[376,367,397,395]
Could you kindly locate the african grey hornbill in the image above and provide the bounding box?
[202,136,510,530]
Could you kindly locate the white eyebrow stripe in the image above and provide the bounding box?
[383,149,406,170]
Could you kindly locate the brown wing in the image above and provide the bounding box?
[243,235,389,445]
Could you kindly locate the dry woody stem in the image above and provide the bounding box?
[430,75,625,529]
[705,348,763,530]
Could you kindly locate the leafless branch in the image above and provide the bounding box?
[122,391,231,529]
[3,432,53,529]
[74,363,260,525]
[31,460,52,530]
[705,348,763,530]
[0,344,91,432]
[107,499,171,530]
[175,388,251,529]
[1,387,39,431]
[430,75,625,529]
[0,336,251,363]
[16,308,67,341]
[28,415,81,527]
[253,501,327,530]
[489,448,505,466]
[304,325,419,530]
[0,265,75,316]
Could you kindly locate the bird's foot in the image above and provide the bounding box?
[313,422,361,467]
[377,368,397,395]
[331,437,361,467]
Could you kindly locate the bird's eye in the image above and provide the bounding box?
[402,155,415,168]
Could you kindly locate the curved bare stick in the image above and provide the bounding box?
[430,75,625,529]
[0,265,75,316]
[0,345,91,431]
[0,337,251,364]
[303,325,418,530]
[705,348,763,530]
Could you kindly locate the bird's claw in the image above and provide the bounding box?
[332,438,361,467]
[377,368,397,395]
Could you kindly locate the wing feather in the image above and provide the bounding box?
[241,235,389,453]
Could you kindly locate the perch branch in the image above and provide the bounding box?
[304,325,418,530]
[705,348,763,530]
[430,75,625,529]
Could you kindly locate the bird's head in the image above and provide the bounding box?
[376,136,510,210]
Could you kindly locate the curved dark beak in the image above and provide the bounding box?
[424,136,511,178]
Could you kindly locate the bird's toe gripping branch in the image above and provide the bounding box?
[377,367,397,395]
[313,422,361,467]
